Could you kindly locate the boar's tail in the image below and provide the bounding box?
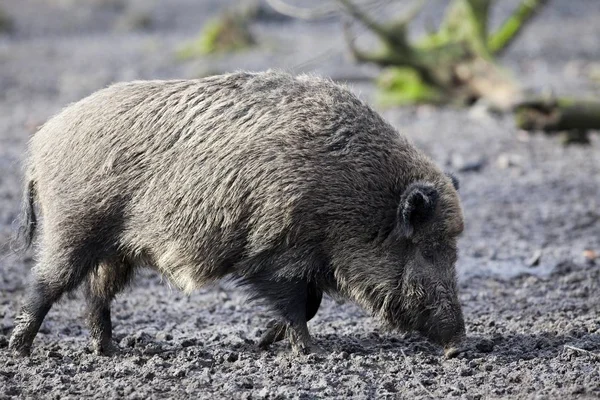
[16,179,38,251]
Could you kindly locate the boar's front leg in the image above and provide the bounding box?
[84,260,134,355]
[248,276,319,355]
[258,283,322,349]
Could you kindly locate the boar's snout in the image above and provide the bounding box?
[420,299,466,350]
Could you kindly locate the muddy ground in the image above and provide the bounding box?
[0,0,599,399]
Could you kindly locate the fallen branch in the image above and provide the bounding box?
[515,98,600,132]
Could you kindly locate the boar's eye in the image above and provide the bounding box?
[396,182,439,238]
[421,242,458,265]
[421,246,435,261]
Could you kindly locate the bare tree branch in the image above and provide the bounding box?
[265,0,389,21]
[337,0,397,43]
[390,0,426,29]
[264,0,339,20]
[342,20,398,66]
[488,0,548,55]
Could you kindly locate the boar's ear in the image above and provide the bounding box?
[396,182,439,238]
[446,172,460,191]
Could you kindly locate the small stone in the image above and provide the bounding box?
[516,130,531,142]
[450,154,486,173]
[5,386,20,396]
[571,386,585,395]
[583,250,597,262]
[47,350,62,358]
[156,332,173,341]
[180,338,197,348]
[174,368,186,378]
[131,356,147,366]
[241,378,253,389]
[535,337,550,349]
[475,339,494,353]
[226,352,239,362]
[0,370,14,379]
[497,153,522,169]
[121,332,154,349]
[142,343,164,355]
[382,381,397,392]
[256,387,269,398]
[553,261,574,276]
[527,249,543,267]
[143,371,155,381]
[134,332,153,345]
[492,387,505,395]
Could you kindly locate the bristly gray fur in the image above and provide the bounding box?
[12,179,37,253]
[10,70,465,356]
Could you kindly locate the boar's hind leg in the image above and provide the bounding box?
[258,283,322,349]
[84,260,134,355]
[9,248,93,356]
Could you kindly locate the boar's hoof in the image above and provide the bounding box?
[9,342,31,358]
[258,320,286,349]
[290,340,322,356]
[92,340,120,356]
[258,321,321,355]
[444,346,462,359]
[8,332,33,357]
[288,329,318,356]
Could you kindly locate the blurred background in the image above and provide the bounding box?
[0,1,599,398]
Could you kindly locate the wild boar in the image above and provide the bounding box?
[9,70,465,357]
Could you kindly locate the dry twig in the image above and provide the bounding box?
[564,345,600,360]
[400,348,435,397]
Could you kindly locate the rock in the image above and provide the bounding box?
[180,338,198,348]
[47,349,62,358]
[156,332,173,341]
[475,339,495,353]
[497,153,522,169]
[527,249,543,267]
[583,249,597,262]
[143,371,155,382]
[382,381,397,392]
[450,153,487,173]
[121,331,153,348]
